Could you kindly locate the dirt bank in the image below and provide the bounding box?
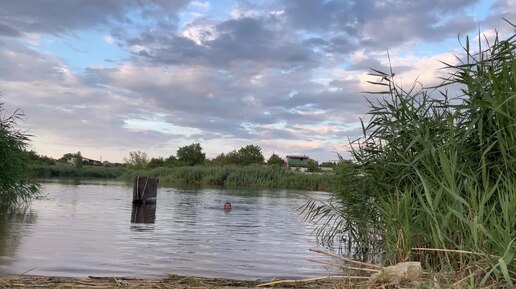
[0,274,349,289]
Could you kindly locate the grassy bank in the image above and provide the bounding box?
[29,164,126,179]
[28,163,335,191]
[123,165,335,191]
[304,28,516,288]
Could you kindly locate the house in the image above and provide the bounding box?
[285,155,311,172]
[66,156,102,166]
[66,157,76,165]
[83,158,102,166]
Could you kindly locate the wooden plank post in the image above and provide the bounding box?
[132,176,158,204]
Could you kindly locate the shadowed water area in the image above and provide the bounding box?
[0,179,334,280]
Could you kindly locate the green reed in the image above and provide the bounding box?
[304,25,516,287]
[0,102,39,207]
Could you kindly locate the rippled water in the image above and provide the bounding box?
[0,179,333,280]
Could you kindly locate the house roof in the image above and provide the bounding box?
[286,155,309,159]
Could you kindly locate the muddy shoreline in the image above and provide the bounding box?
[0,274,347,289]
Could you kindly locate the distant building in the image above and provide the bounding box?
[66,157,75,165]
[83,158,102,166]
[285,155,311,172]
[66,156,102,166]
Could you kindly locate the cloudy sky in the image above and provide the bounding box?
[0,0,514,162]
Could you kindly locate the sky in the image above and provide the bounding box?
[0,0,514,163]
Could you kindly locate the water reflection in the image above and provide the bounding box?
[0,206,37,269]
[131,204,156,224]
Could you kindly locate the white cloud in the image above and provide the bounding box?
[356,50,460,92]
[104,34,115,44]
[269,10,285,16]
[190,1,210,11]
[182,24,218,45]
[0,0,503,162]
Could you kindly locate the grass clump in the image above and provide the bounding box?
[304,25,516,288]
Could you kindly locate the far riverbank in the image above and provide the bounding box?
[29,164,335,191]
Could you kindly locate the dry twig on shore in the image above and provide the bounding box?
[257,275,369,287]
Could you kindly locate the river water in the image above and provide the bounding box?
[0,179,333,280]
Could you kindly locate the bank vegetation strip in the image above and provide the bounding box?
[123,165,335,191]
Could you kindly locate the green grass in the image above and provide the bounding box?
[29,164,126,179]
[123,165,334,191]
[303,26,516,288]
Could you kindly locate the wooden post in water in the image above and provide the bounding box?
[132,176,158,204]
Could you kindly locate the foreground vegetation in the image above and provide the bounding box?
[305,27,516,288]
[123,165,334,191]
[0,101,39,207]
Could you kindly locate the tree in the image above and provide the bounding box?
[74,151,83,168]
[0,100,38,206]
[320,161,337,168]
[27,150,55,165]
[124,150,148,169]
[176,143,205,166]
[164,155,180,167]
[210,153,229,166]
[306,159,320,172]
[223,145,265,166]
[147,157,165,169]
[267,153,285,166]
[59,153,75,163]
[235,145,264,165]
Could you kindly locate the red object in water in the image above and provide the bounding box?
[224,202,232,210]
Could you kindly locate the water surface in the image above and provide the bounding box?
[0,179,332,280]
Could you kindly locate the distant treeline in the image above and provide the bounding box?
[26,143,338,171]
[26,143,341,190]
[26,141,343,191]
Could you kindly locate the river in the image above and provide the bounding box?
[0,179,334,280]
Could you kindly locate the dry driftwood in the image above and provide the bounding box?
[306,258,379,273]
[257,275,370,287]
[368,261,422,287]
[260,249,423,288]
[309,248,381,269]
